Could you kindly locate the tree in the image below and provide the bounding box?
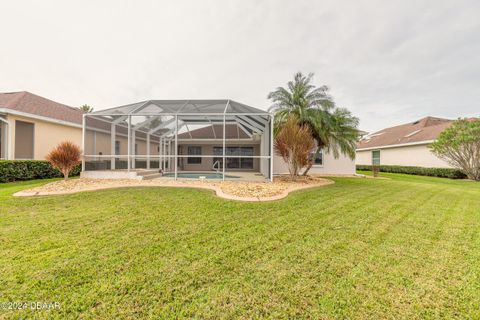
[79,104,93,113]
[268,72,359,175]
[46,141,82,181]
[274,116,315,180]
[430,118,480,181]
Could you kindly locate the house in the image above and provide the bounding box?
[0,92,156,166]
[356,117,454,168]
[0,92,356,180]
[175,124,356,176]
[0,91,83,160]
[82,99,356,180]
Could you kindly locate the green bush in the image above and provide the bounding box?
[0,160,81,183]
[356,165,466,179]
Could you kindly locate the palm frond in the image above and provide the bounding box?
[268,72,359,161]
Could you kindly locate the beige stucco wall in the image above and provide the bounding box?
[273,149,356,175]
[356,144,452,168]
[85,130,160,159]
[6,114,82,160]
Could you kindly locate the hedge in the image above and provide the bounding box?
[356,165,467,179]
[0,160,81,183]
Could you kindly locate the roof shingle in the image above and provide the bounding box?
[357,117,453,149]
[0,91,82,125]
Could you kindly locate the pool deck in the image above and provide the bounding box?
[81,170,269,182]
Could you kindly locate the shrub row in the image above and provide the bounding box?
[356,165,467,179]
[0,160,81,183]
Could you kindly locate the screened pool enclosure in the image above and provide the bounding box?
[82,100,274,181]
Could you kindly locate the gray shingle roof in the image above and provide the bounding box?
[0,91,82,124]
[357,117,454,149]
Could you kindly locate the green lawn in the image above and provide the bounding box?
[1,174,479,319]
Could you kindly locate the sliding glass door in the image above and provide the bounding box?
[213,146,254,169]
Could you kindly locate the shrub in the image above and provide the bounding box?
[430,118,480,181]
[0,160,81,183]
[274,116,315,180]
[46,141,82,180]
[356,165,467,179]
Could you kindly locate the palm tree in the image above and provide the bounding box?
[268,72,360,175]
[79,104,94,113]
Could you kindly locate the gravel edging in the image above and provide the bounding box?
[13,178,334,202]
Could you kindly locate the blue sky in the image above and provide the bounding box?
[1,0,479,132]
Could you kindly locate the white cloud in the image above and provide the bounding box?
[1,0,479,132]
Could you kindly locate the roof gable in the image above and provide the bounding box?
[0,91,82,125]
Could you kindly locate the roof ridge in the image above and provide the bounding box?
[21,91,82,114]
[372,116,451,132]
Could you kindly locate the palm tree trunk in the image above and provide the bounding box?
[302,146,321,176]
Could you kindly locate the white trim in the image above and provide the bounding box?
[222,113,226,181]
[84,154,271,158]
[0,108,82,128]
[127,116,131,171]
[177,138,255,142]
[82,114,86,171]
[269,114,274,182]
[356,140,434,151]
[174,115,178,180]
[91,112,272,117]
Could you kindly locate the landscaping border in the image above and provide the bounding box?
[13,178,335,202]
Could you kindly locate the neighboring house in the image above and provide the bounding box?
[356,117,454,168]
[0,91,153,163]
[0,91,83,160]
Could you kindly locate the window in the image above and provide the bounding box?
[115,141,120,155]
[135,143,138,154]
[213,146,254,169]
[187,146,202,164]
[372,150,381,165]
[310,149,323,166]
[15,120,34,159]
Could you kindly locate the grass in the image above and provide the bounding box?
[1,174,480,319]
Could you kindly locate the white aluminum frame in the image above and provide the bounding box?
[83,100,274,181]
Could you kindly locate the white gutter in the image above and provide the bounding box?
[356,140,435,151]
